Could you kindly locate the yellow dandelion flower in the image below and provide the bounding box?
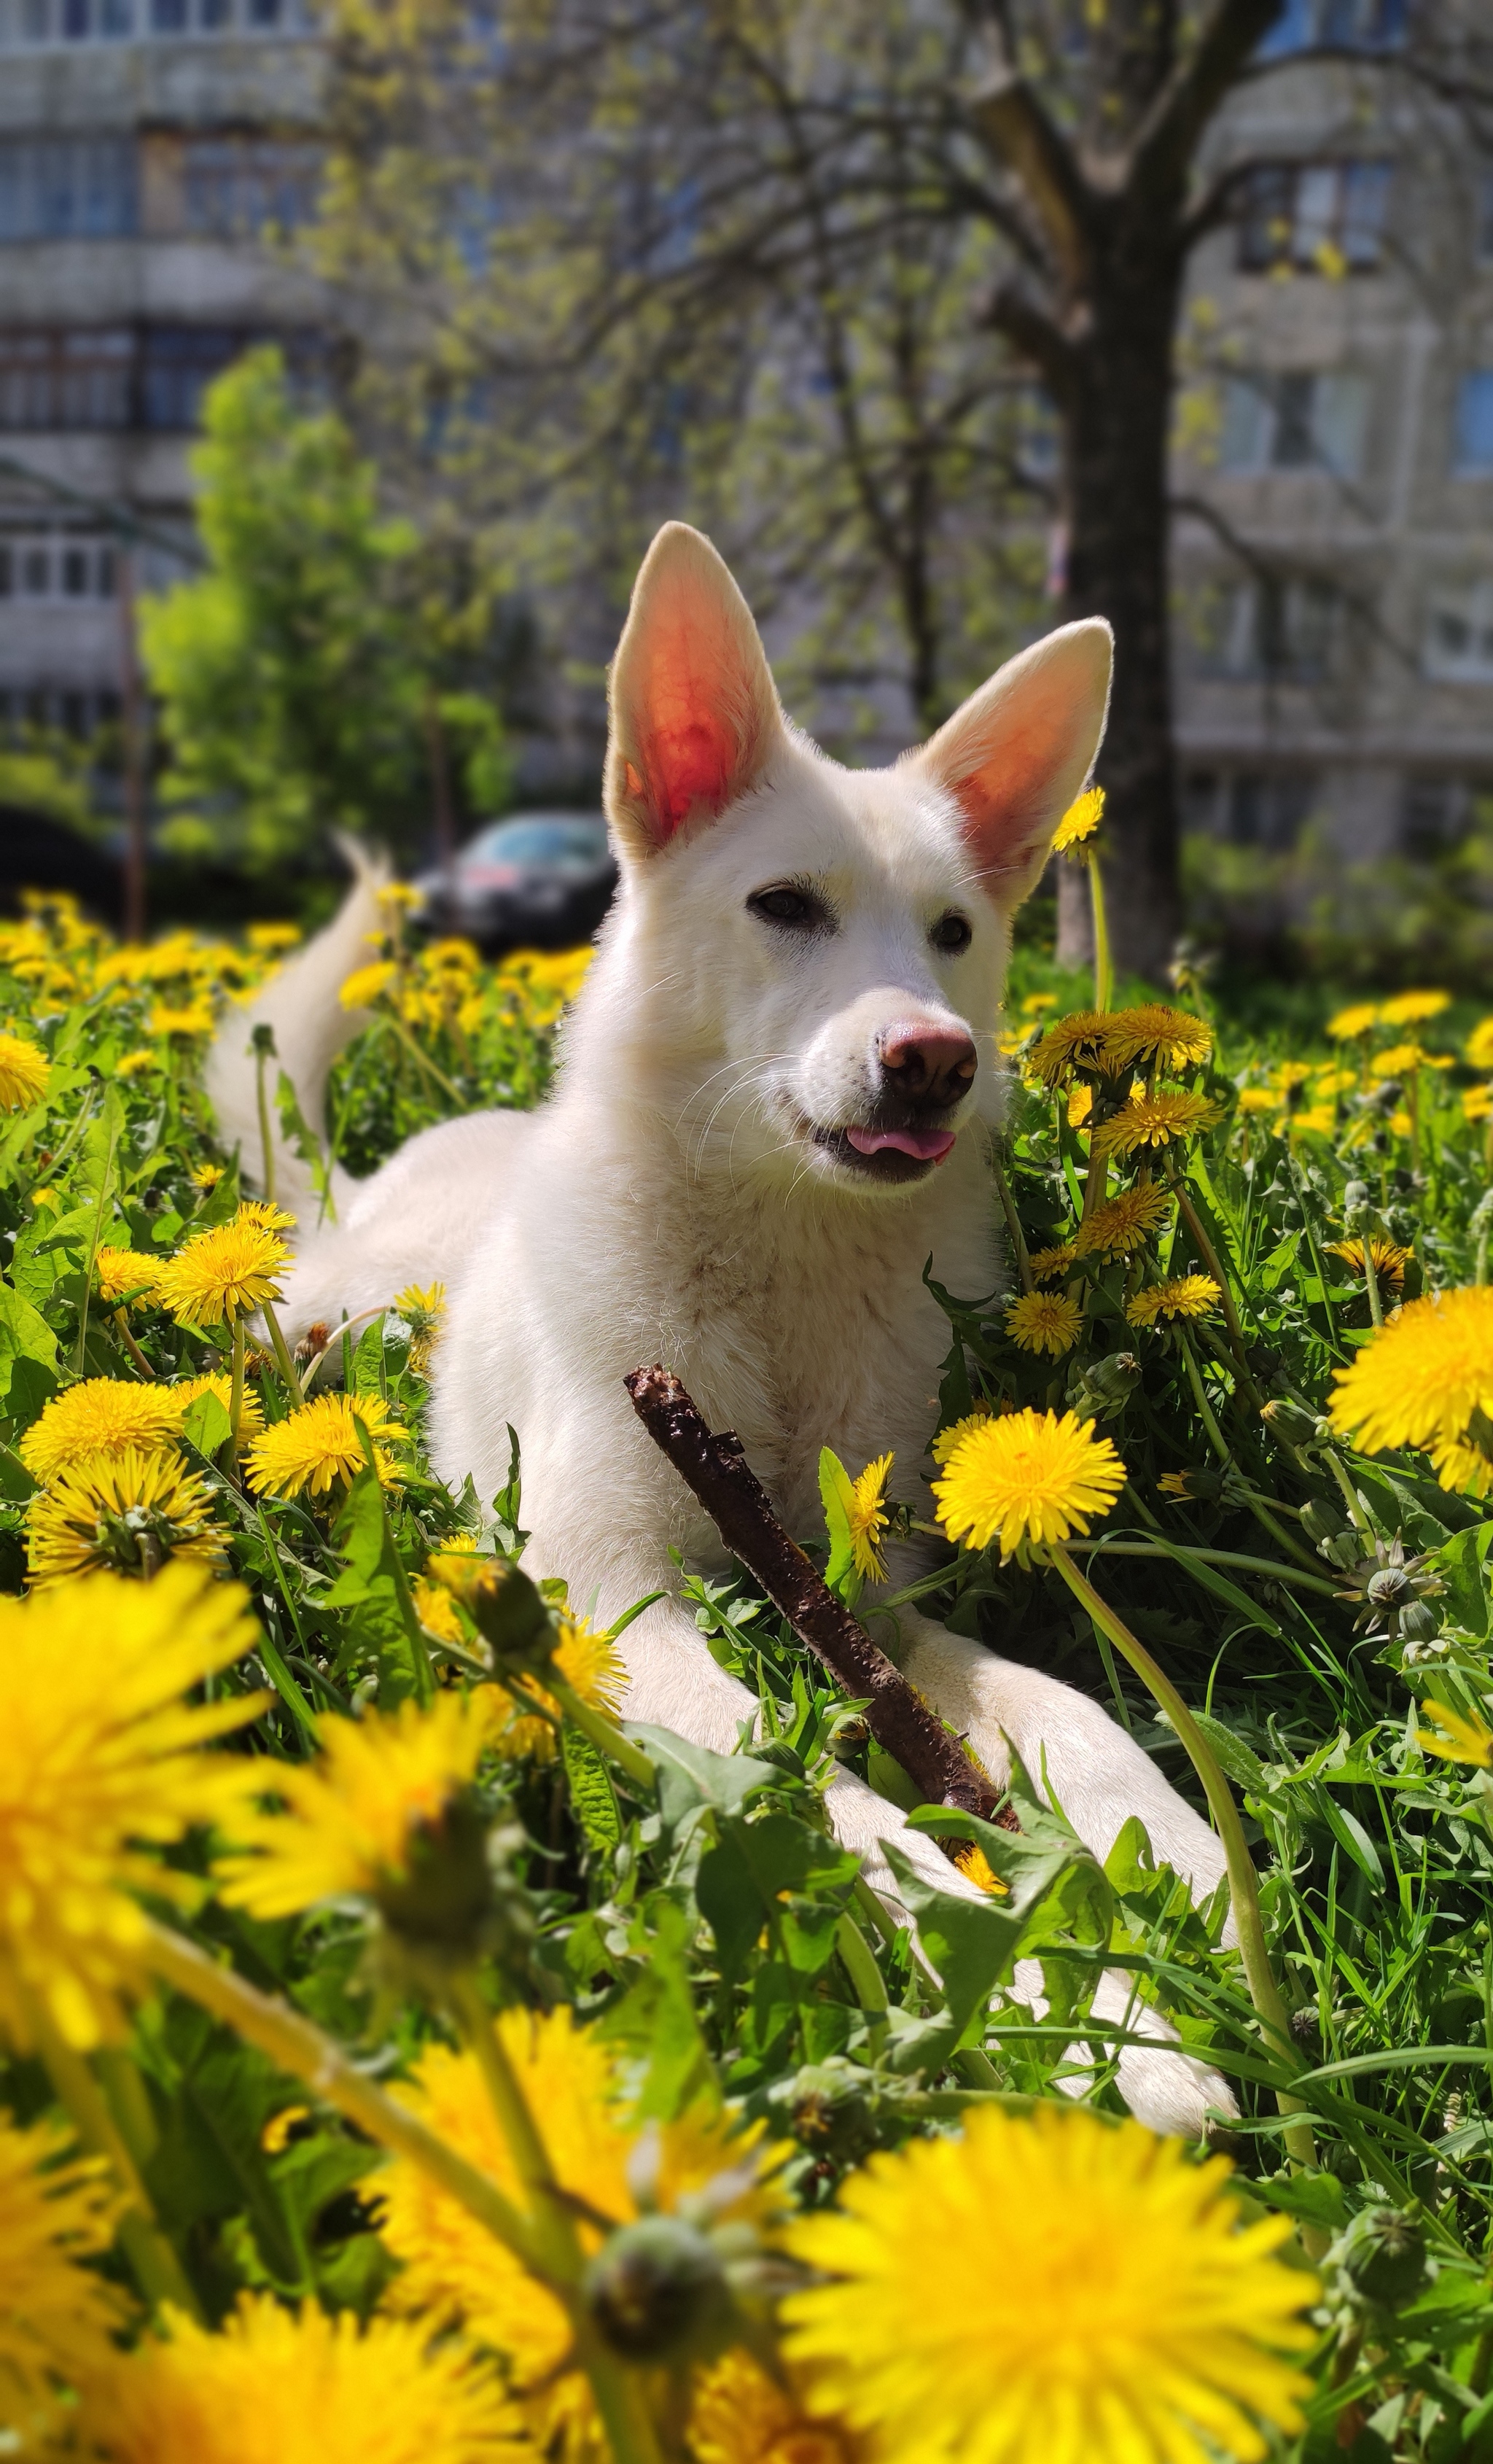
[1465,1019,1493,1073]
[1379,989,1451,1027]
[339,960,397,1011]
[0,1033,50,1113]
[235,1198,297,1236]
[1092,1088,1223,1160]
[1052,785,1104,854]
[87,2293,524,2464]
[951,1843,1008,1898]
[846,1453,893,1582]
[1102,1003,1214,1073]
[1075,1184,1172,1260]
[154,1219,289,1332]
[1461,1087,1493,1124]
[0,2109,128,2444]
[216,1690,492,1919]
[1067,1081,1093,1128]
[1292,1103,1337,1138]
[26,1447,225,1587]
[689,2350,863,2464]
[1325,1237,1411,1290]
[782,2102,1315,2464]
[1031,1012,1115,1088]
[378,881,423,916]
[93,1246,163,1307]
[114,1049,157,1079]
[1327,1003,1380,1041]
[149,1001,216,1038]
[1327,1287,1493,1465]
[377,2009,781,2460]
[20,1379,185,1482]
[0,1565,265,2049]
[1416,1700,1493,1768]
[1311,1068,1356,1099]
[1158,1469,1204,1499]
[29,1186,59,1211]
[1389,1108,1413,1138]
[1236,1088,1278,1116]
[1125,1274,1222,1329]
[930,1406,992,1468]
[1430,1435,1493,1499]
[1021,992,1057,1019]
[1027,1241,1079,1283]
[413,1577,469,1647]
[1269,1062,1313,1094]
[190,1162,225,1191]
[1370,1043,1426,1081]
[1005,1290,1082,1358]
[244,1391,405,1500]
[933,1409,1126,1561]
[395,1280,448,1376]
[480,1617,626,1765]
[246,922,303,953]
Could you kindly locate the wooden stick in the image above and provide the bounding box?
[624,1365,1014,1830]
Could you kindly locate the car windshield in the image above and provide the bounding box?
[461,816,609,868]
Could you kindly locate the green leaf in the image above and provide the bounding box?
[880,1840,1024,2037]
[817,1445,859,1601]
[182,1388,233,1458]
[562,1725,621,1851]
[0,1278,58,1409]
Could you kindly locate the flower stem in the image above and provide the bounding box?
[27,1994,200,2317]
[1048,1547,1320,2185]
[260,1296,304,1408]
[990,1140,1034,1294]
[448,1973,665,2464]
[1168,1173,1260,1407]
[141,1919,550,2277]
[543,1671,659,1795]
[1360,1239,1384,1330]
[254,1035,277,1205]
[225,1311,245,1469]
[112,1309,157,1379]
[1088,857,1112,1015]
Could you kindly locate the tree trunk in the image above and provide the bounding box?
[1057,237,1184,986]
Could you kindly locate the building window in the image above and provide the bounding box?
[1401,777,1493,860]
[1455,372,1493,474]
[1215,577,1340,683]
[0,532,120,596]
[1239,160,1390,274]
[0,324,311,431]
[0,136,138,240]
[176,136,321,237]
[1257,0,1405,55]
[1220,773,1318,851]
[0,0,315,42]
[1220,371,1368,478]
[1424,581,1493,683]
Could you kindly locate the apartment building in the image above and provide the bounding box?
[0,0,325,742]
[1174,15,1493,910]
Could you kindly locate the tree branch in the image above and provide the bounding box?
[623,1366,1013,1830]
[964,36,1091,293]
[981,277,1080,403]
[1129,0,1290,211]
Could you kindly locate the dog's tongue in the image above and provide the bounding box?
[847,1124,956,1164]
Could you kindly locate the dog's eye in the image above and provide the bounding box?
[748,885,830,931]
[930,911,972,955]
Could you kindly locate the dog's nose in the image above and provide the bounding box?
[879,1022,978,1109]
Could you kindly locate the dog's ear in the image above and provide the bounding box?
[912,619,1113,902]
[606,523,784,858]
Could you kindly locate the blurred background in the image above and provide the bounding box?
[0,0,1489,995]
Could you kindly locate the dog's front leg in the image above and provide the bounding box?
[617,1593,983,1906]
[897,1612,1238,2134]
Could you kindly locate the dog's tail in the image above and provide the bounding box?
[205,836,389,1227]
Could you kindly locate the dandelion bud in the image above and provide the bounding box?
[1301,1498,1350,1548]
[375,1798,532,1969]
[1260,1398,1325,1449]
[584,2215,732,2361]
[1337,2207,1427,2312]
[439,1558,556,1678]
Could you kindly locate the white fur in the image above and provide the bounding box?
[215,525,1236,2136]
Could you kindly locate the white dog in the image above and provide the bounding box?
[209,522,1235,2134]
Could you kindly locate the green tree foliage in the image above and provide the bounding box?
[140,348,507,869]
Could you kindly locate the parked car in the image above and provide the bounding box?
[413,811,617,952]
